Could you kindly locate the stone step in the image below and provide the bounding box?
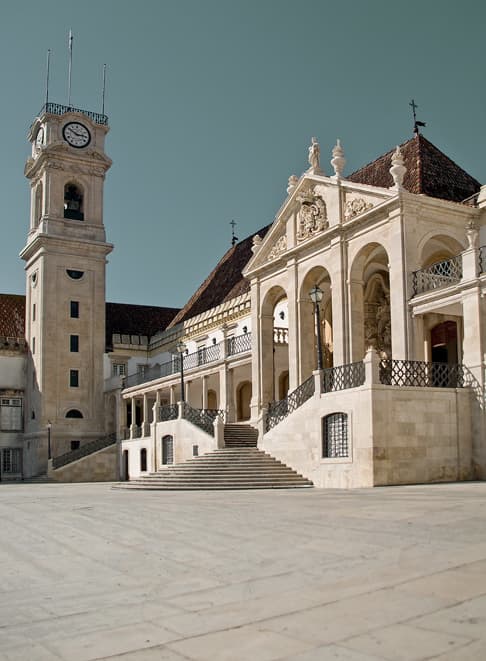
[116,483,312,491]
[114,447,313,491]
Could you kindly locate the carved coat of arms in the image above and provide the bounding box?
[297,191,327,242]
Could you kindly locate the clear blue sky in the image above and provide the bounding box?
[1,0,485,308]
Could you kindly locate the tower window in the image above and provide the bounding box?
[71,441,81,450]
[66,269,84,280]
[70,301,79,318]
[69,370,79,387]
[70,335,79,352]
[32,303,36,321]
[64,183,84,221]
[32,337,35,354]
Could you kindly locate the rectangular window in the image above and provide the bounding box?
[70,301,79,318]
[0,398,23,431]
[1,448,22,474]
[323,413,349,458]
[32,337,35,354]
[32,303,36,321]
[69,369,79,387]
[112,363,127,377]
[70,440,80,451]
[70,335,79,352]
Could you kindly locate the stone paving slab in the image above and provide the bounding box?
[0,482,485,660]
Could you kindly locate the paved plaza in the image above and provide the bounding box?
[1,482,486,660]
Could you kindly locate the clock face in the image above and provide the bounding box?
[62,122,91,148]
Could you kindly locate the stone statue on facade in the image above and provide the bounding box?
[308,137,322,173]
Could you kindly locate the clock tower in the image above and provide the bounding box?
[21,103,113,477]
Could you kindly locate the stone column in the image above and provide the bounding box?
[202,375,208,409]
[348,277,364,361]
[387,210,409,360]
[170,384,176,405]
[329,237,347,366]
[129,397,136,438]
[286,257,299,390]
[250,279,262,421]
[185,380,191,406]
[410,314,426,361]
[142,394,149,437]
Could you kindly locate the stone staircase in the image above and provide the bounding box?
[114,423,313,491]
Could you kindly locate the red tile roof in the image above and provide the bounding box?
[348,134,480,203]
[0,294,179,350]
[0,294,26,338]
[105,302,179,349]
[168,224,271,327]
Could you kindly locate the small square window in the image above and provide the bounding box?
[70,440,80,451]
[70,301,79,318]
[70,335,79,352]
[70,369,79,387]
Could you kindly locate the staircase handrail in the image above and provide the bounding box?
[266,375,315,432]
[181,403,224,436]
[52,433,117,469]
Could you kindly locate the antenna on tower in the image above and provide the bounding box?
[101,63,107,115]
[230,220,238,246]
[67,30,73,107]
[45,49,51,105]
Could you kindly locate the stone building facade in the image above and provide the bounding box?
[1,99,485,487]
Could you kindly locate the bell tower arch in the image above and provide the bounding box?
[21,103,113,475]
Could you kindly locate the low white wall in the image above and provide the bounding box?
[120,419,217,479]
[261,386,374,489]
[261,384,474,489]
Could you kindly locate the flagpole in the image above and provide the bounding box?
[45,49,51,106]
[101,64,107,115]
[67,30,73,107]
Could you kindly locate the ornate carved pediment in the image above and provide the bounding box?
[267,234,287,261]
[344,197,373,221]
[296,188,327,242]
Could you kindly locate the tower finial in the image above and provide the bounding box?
[409,99,426,135]
[230,219,238,246]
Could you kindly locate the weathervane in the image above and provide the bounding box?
[230,220,238,246]
[410,99,426,134]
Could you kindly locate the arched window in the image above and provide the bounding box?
[140,448,147,472]
[66,409,83,418]
[64,183,84,220]
[322,413,348,458]
[34,182,43,226]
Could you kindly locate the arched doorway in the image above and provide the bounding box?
[299,266,333,382]
[236,381,252,420]
[431,321,458,364]
[261,286,289,406]
[207,389,217,410]
[349,243,391,361]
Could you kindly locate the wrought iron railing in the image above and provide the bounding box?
[322,361,365,392]
[266,375,315,432]
[227,332,252,356]
[52,433,116,469]
[183,344,221,370]
[158,404,178,422]
[411,255,462,296]
[480,246,486,274]
[379,359,465,388]
[0,336,26,350]
[182,403,221,436]
[39,102,108,125]
[131,425,143,439]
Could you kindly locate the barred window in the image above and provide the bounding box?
[112,363,127,377]
[0,398,23,431]
[323,413,348,458]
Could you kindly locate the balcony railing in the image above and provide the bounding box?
[411,255,462,296]
[181,403,224,436]
[379,359,465,388]
[227,332,252,356]
[123,332,250,389]
[274,327,288,344]
[158,404,178,422]
[39,102,108,125]
[322,361,365,392]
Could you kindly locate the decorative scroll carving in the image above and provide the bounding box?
[296,189,327,241]
[344,197,373,221]
[267,235,287,261]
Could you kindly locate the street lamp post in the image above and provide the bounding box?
[176,340,187,403]
[309,285,324,371]
[47,420,52,460]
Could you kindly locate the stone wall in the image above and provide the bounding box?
[48,443,118,482]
